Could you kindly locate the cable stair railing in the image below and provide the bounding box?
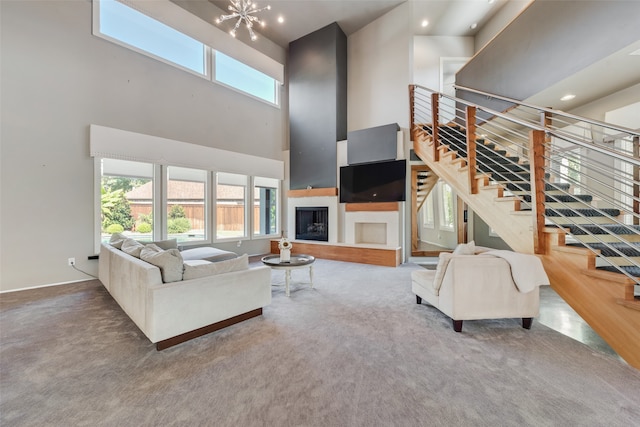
[409,84,640,369]
[455,85,640,283]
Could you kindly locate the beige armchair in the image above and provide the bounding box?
[411,246,545,332]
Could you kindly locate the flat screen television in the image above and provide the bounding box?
[340,159,406,203]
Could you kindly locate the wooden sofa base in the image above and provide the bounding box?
[156,308,263,351]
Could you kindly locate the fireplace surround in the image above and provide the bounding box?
[282,190,402,266]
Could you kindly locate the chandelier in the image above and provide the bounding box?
[215,0,271,41]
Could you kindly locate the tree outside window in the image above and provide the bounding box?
[101,159,153,242]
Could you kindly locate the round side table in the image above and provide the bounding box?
[261,254,316,297]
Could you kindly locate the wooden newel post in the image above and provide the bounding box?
[431,93,440,162]
[529,130,547,254]
[466,106,478,194]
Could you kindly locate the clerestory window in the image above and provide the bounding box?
[93,0,280,106]
[95,0,207,76]
[214,51,278,104]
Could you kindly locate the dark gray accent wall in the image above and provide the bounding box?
[347,123,400,165]
[289,23,347,190]
[456,1,640,110]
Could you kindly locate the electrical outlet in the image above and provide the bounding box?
[68,257,75,266]
[237,240,242,247]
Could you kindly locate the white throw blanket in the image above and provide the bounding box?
[484,250,550,293]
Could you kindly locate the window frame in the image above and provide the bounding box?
[96,161,281,252]
[251,176,281,240]
[93,0,210,79]
[95,158,159,253]
[165,165,210,245]
[422,191,435,229]
[215,172,250,242]
[438,181,455,231]
[212,50,280,106]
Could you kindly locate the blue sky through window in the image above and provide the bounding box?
[99,0,205,75]
[215,52,276,104]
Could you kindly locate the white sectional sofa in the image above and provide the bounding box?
[98,238,271,350]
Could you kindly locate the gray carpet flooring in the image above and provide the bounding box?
[2,259,640,426]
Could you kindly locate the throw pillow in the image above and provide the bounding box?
[432,252,454,293]
[121,238,145,258]
[140,244,184,283]
[152,238,178,251]
[453,240,476,255]
[183,254,249,280]
[109,233,127,249]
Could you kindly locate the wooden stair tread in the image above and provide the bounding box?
[616,299,640,311]
[552,245,599,256]
[494,196,522,202]
[581,268,637,285]
[481,184,505,191]
[543,226,567,235]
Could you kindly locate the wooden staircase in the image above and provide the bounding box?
[412,124,640,369]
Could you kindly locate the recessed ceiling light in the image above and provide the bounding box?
[470,23,478,29]
[277,16,284,24]
[421,19,429,28]
[560,94,576,101]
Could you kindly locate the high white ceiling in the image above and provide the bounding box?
[208,0,510,47]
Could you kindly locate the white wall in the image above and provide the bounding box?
[572,83,640,126]
[347,2,412,132]
[605,101,640,129]
[0,1,286,292]
[412,36,474,91]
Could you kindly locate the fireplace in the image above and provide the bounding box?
[295,207,329,241]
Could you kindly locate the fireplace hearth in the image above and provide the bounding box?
[295,207,329,241]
